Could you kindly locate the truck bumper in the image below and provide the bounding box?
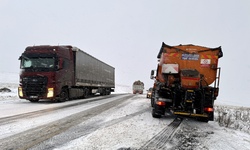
[174,111,214,121]
[18,86,56,100]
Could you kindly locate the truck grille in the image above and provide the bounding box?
[22,76,48,97]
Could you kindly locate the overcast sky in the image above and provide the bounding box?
[1,0,250,106]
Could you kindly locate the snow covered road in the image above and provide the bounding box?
[0,94,133,149]
[0,91,250,149]
[53,94,250,150]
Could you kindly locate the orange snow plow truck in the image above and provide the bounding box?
[150,42,223,122]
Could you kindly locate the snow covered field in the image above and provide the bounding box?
[0,72,250,149]
[0,72,19,101]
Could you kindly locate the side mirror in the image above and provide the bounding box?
[18,56,22,69]
[150,70,155,79]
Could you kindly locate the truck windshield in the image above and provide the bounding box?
[21,57,56,69]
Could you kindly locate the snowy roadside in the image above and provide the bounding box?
[0,82,18,101]
[214,104,250,135]
[0,72,19,101]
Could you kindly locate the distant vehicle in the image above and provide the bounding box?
[150,42,223,122]
[132,80,144,94]
[146,87,153,98]
[18,45,115,102]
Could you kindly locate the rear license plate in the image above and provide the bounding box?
[30,96,38,98]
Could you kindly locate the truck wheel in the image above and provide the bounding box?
[100,89,106,96]
[59,88,69,102]
[29,99,39,102]
[152,108,161,118]
[151,98,154,107]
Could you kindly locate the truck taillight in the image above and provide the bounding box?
[47,88,54,98]
[204,107,214,112]
[18,87,23,97]
[156,101,166,106]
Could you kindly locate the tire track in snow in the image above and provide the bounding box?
[30,107,151,150]
[0,94,134,150]
[139,117,183,150]
[0,94,118,125]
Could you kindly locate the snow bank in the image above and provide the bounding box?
[0,72,19,100]
[0,83,18,101]
[214,104,250,134]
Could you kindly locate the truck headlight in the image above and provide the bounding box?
[18,87,23,97]
[47,88,54,98]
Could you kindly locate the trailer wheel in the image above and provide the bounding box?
[100,91,105,96]
[59,88,69,102]
[100,88,106,96]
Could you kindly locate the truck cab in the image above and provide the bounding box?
[18,46,74,102]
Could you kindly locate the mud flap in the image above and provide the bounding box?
[207,111,214,121]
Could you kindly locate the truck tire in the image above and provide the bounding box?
[152,108,161,118]
[29,99,39,102]
[151,98,154,107]
[59,88,69,102]
[101,91,105,96]
[151,91,155,107]
[100,88,106,96]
